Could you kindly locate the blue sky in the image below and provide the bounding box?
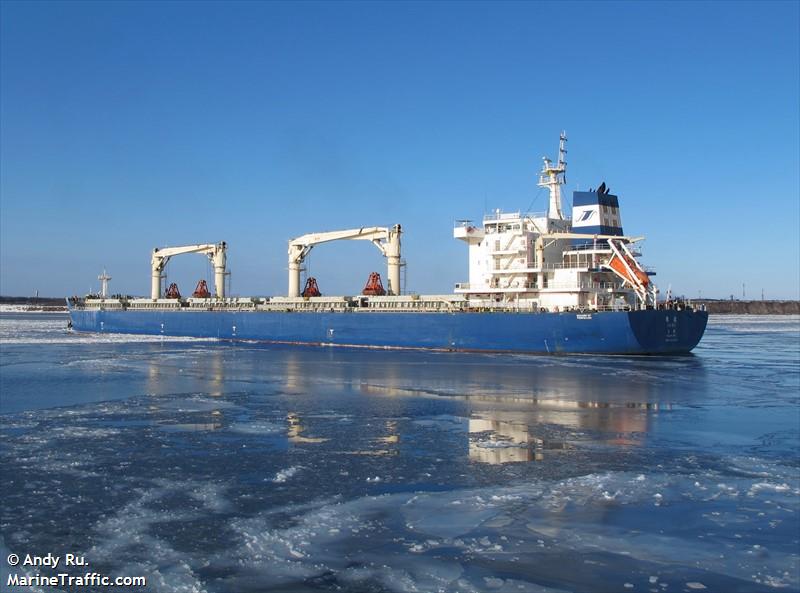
[1,1,798,299]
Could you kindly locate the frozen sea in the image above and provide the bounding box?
[1,313,798,593]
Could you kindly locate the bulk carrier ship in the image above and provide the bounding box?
[68,135,708,354]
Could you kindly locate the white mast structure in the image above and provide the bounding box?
[98,269,111,298]
[538,131,568,221]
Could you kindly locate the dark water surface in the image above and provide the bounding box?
[1,313,798,592]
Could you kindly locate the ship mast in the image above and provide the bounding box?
[98,269,111,298]
[538,131,567,220]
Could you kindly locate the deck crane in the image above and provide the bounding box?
[287,225,402,297]
[151,242,227,300]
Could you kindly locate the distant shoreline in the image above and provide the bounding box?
[695,299,800,315]
[0,296,67,312]
[0,296,66,306]
[1,296,798,315]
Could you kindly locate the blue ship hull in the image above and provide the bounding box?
[67,307,708,355]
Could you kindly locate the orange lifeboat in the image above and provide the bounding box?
[608,254,649,288]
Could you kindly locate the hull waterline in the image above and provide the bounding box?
[67,307,708,355]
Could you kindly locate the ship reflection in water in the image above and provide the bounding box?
[469,415,566,464]
[137,345,704,462]
[469,415,541,464]
[143,348,228,432]
[465,398,656,464]
[270,346,703,463]
[287,412,329,444]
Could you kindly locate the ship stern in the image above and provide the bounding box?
[627,308,708,354]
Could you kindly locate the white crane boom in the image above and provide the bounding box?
[151,242,227,300]
[287,225,402,297]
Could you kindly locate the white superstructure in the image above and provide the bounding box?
[454,134,658,311]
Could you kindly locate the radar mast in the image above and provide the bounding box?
[538,131,568,220]
[98,269,111,298]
